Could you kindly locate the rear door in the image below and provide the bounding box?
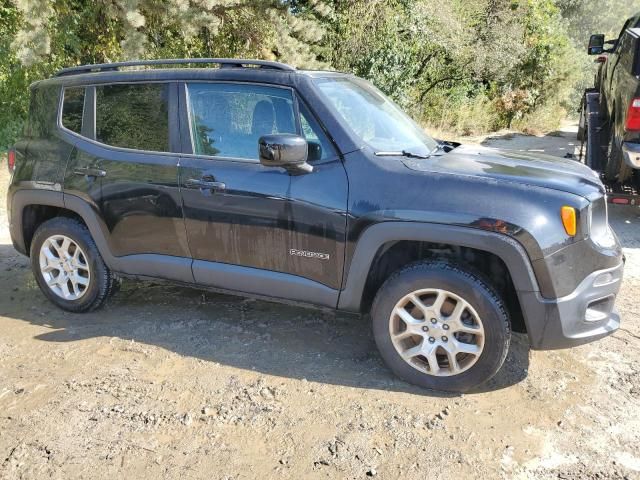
[62,81,192,281]
[178,81,348,306]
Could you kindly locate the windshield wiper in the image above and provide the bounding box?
[428,143,446,156]
[374,150,430,159]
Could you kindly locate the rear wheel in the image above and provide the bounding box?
[604,121,630,182]
[371,261,510,392]
[30,217,114,312]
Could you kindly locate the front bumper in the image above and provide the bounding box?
[520,261,623,350]
[623,141,640,169]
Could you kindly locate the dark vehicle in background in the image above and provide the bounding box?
[6,58,623,392]
[582,12,640,192]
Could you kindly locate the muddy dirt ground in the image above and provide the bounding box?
[1,127,639,479]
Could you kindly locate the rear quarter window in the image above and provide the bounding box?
[26,85,59,139]
[96,83,169,152]
[61,87,85,134]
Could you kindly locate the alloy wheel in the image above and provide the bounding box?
[389,288,485,376]
[39,235,91,301]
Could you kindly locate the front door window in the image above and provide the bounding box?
[186,83,297,160]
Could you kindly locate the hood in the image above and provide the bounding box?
[402,145,605,200]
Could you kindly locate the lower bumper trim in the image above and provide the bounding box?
[520,262,623,350]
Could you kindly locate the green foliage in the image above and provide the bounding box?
[0,0,637,148]
[315,0,581,134]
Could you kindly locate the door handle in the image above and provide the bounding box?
[74,167,107,178]
[185,178,226,191]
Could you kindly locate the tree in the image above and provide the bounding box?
[2,0,636,149]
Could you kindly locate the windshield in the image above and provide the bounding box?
[314,76,438,155]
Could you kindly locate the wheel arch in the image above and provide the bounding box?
[9,189,116,268]
[338,222,541,331]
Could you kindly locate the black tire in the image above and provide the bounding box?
[30,217,114,312]
[604,121,630,182]
[371,261,510,392]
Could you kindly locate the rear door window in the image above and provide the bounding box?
[95,83,169,152]
[186,83,297,160]
[61,87,85,135]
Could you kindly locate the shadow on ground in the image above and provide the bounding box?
[0,243,530,397]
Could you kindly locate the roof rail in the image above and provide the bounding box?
[54,58,296,77]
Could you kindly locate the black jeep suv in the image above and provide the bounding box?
[6,58,623,392]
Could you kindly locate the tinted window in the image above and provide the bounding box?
[61,87,85,134]
[299,101,336,161]
[187,83,296,160]
[96,83,169,151]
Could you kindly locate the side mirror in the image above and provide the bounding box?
[307,140,323,162]
[259,134,313,174]
[588,34,605,55]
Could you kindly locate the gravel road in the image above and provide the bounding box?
[1,127,639,479]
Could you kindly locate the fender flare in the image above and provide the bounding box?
[9,189,65,255]
[337,221,541,312]
[9,189,117,265]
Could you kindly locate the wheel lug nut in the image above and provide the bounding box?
[428,337,435,343]
[443,324,450,330]
[430,318,437,324]
[422,326,429,332]
[442,336,448,342]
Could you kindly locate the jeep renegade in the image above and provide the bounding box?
[6,58,624,392]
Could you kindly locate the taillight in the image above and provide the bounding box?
[626,98,640,132]
[7,149,16,171]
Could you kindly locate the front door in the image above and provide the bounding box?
[178,81,348,306]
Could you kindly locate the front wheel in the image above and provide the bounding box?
[371,261,510,392]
